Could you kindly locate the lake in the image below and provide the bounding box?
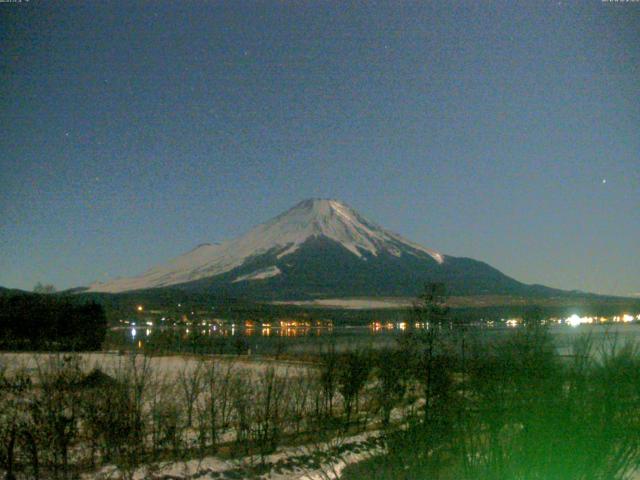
[105,321,640,356]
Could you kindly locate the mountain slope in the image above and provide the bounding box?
[174,236,560,299]
[87,198,560,298]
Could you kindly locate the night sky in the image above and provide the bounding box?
[1,1,638,296]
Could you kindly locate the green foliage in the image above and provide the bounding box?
[345,326,640,480]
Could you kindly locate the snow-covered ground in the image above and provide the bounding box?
[0,351,393,480]
[82,430,384,480]
[0,352,312,381]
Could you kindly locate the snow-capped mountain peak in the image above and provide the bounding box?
[87,199,443,293]
[265,198,443,262]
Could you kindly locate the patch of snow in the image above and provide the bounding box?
[83,429,384,480]
[232,265,282,283]
[272,297,416,309]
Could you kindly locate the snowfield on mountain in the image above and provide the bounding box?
[86,199,561,299]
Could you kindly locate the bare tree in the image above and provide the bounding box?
[374,349,408,427]
[337,351,371,427]
[0,368,31,480]
[34,354,84,480]
[177,360,204,428]
[104,353,153,480]
[229,374,253,455]
[288,369,317,436]
[250,366,289,465]
[411,283,450,424]
[199,360,235,453]
[319,346,339,417]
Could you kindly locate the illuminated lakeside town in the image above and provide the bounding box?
[119,304,640,342]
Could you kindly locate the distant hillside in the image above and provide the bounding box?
[0,286,30,296]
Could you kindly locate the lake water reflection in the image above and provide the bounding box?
[107,321,640,356]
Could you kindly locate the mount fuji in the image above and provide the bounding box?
[86,199,559,299]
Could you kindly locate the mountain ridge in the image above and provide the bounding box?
[86,198,562,298]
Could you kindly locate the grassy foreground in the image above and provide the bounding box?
[343,325,640,480]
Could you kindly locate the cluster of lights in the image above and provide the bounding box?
[124,306,640,341]
[563,313,640,327]
[370,321,428,332]
[615,314,638,323]
[130,326,153,338]
[500,314,640,328]
[565,314,593,327]
[279,320,312,328]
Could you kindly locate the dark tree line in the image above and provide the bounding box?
[0,293,107,351]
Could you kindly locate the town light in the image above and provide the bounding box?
[566,315,581,327]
